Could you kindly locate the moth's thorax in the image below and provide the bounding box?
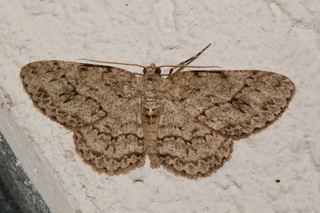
[141,69,162,124]
[142,88,160,122]
[143,63,161,76]
[143,91,158,118]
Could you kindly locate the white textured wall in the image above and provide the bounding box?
[1,0,320,212]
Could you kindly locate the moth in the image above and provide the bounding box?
[20,44,295,179]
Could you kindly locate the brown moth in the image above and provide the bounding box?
[20,45,295,179]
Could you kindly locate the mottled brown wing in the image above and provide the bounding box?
[21,60,145,174]
[155,70,294,178]
[167,70,295,139]
[156,99,233,178]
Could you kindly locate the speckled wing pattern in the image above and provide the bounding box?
[156,70,294,178]
[20,61,295,179]
[156,98,233,178]
[21,61,145,175]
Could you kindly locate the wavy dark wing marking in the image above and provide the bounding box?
[20,60,140,128]
[167,70,295,139]
[21,60,145,174]
[156,99,233,178]
[74,97,145,175]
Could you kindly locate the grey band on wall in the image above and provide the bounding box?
[0,132,50,213]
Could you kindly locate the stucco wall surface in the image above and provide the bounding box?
[0,1,320,212]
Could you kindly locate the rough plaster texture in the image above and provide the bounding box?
[0,0,320,212]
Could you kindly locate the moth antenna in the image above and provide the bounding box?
[78,59,146,68]
[159,65,221,69]
[167,43,213,75]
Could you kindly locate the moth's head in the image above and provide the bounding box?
[143,63,161,76]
